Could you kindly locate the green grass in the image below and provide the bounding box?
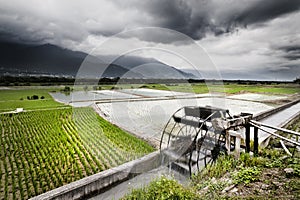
[103,83,299,95]
[122,177,200,200]
[0,87,66,112]
[192,84,299,95]
[0,107,154,199]
[220,84,300,94]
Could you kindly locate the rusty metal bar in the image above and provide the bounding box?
[249,122,300,147]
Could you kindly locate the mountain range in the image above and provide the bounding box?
[0,42,196,79]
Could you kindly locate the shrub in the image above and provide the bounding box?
[62,86,71,92]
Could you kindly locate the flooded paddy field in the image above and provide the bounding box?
[50,88,296,145]
[95,96,273,144]
[93,89,288,143]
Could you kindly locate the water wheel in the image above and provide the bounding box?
[160,106,229,175]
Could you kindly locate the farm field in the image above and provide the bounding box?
[0,87,67,112]
[0,107,154,199]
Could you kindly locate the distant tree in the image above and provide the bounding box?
[20,97,23,100]
[32,95,39,100]
[63,86,71,92]
[40,96,45,99]
[27,96,30,100]
[139,85,148,88]
[294,77,300,84]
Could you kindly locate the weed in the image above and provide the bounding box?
[233,166,261,185]
[240,153,267,167]
[286,157,300,177]
[192,155,238,183]
[122,177,199,200]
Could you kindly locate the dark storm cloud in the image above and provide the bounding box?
[277,45,300,61]
[267,63,300,80]
[112,0,300,43]
[283,54,300,61]
[150,0,300,40]
[142,0,192,31]
[0,2,89,46]
[0,0,300,45]
[234,0,300,26]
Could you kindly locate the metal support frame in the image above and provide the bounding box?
[254,126,258,156]
[245,124,251,153]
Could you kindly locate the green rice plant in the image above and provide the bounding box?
[0,107,154,199]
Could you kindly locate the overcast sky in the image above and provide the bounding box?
[0,0,299,80]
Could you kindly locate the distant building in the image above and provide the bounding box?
[16,108,23,113]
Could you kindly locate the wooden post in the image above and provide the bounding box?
[225,130,231,155]
[254,126,258,156]
[245,124,250,153]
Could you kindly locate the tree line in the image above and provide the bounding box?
[0,75,298,86]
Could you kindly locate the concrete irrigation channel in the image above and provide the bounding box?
[35,90,300,200]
